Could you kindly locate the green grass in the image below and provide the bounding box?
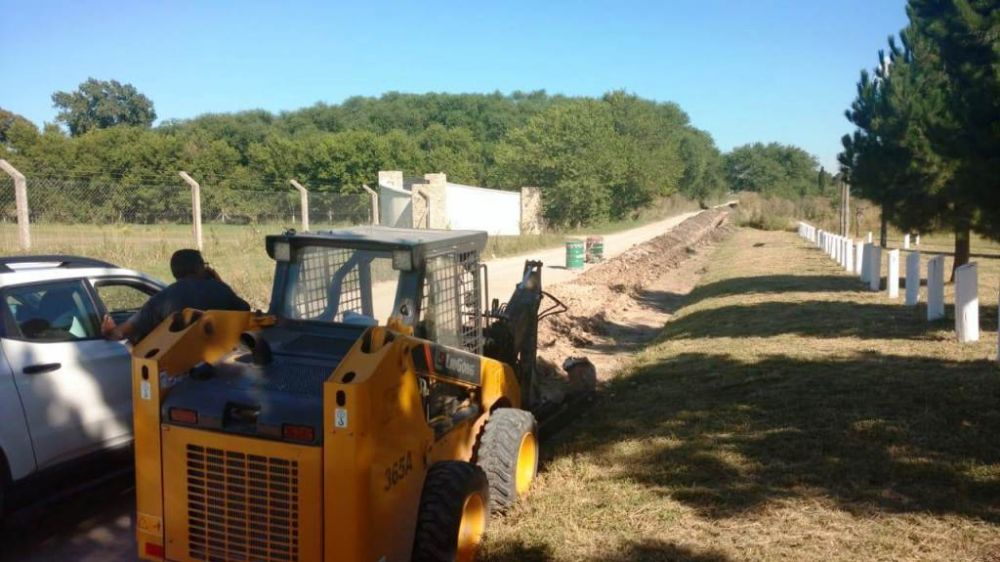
[0,196,702,309]
[483,228,1000,562]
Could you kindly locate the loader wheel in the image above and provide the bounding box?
[476,408,538,512]
[412,461,490,562]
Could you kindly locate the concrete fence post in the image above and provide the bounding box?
[361,184,380,225]
[867,231,873,244]
[868,244,882,291]
[927,256,945,321]
[905,251,920,306]
[903,234,910,250]
[0,160,30,251]
[887,249,900,299]
[954,262,979,343]
[854,240,864,275]
[915,234,921,246]
[844,239,854,272]
[289,180,309,231]
[178,171,203,251]
[860,243,872,283]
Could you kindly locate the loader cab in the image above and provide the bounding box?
[265,226,488,352]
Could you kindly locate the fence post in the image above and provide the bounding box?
[869,245,882,291]
[887,249,900,299]
[927,255,945,321]
[178,171,203,251]
[905,251,920,306]
[361,184,379,225]
[954,262,979,343]
[289,180,310,231]
[0,159,31,251]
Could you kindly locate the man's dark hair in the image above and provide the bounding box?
[170,249,206,280]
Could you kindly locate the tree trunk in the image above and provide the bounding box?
[952,225,971,282]
[880,212,888,248]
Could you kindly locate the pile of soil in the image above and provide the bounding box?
[534,210,734,405]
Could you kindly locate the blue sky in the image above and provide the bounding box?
[0,0,908,170]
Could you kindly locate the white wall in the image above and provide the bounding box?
[379,183,413,228]
[443,182,521,235]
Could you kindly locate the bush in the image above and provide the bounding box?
[735,192,796,231]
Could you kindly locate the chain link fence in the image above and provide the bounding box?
[0,173,373,253]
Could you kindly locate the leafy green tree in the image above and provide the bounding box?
[52,78,156,136]
[724,142,820,198]
[906,0,1000,269]
[494,100,624,226]
[678,129,727,204]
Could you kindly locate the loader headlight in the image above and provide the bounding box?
[392,249,413,271]
[274,241,291,262]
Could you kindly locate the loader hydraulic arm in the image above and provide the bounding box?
[484,261,566,409]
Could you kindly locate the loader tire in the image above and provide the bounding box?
[476,408,538,512]
[412,461,490,562]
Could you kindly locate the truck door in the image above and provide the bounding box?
[0,279,133,469]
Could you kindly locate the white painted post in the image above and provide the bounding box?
[855,240,864,274]
[867,231,873,244]
[860,243,873,283]
[905,251,920,306]
[868,245,882,291]
[361,184,380,225]
[954,262,979,343]
[887,249,900,299]
[289,179,310,231]
[178,171,203,251]
[0,159,31,251]
[903,234,910,250]
[915,234,921,246]
[844,239,854,272]
[927,256,945,321]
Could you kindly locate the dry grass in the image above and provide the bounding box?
[482,228,1000,562]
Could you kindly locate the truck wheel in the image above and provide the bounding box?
[412,461,490,562]
[476,408,538,512]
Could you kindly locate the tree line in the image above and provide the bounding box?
[1,82,832,227]
[839,0,999,274]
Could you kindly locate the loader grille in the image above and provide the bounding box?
[186,444,300,562]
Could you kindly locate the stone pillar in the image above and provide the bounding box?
[409,173,448,230]
[868,244,882,291]
[887,249,900,299]
[520,186,543,235]
[927,256,945,321]
[378,170,404,190]
[955,262,979,343]
[905,251,920,306]
[903,234,910,250]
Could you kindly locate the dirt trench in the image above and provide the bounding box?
[535,209,734,405]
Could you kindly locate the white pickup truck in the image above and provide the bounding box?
[0,255,164,517]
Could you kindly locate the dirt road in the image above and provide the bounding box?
[0,209,707,562]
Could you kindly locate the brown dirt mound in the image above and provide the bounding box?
[534,210,734,404]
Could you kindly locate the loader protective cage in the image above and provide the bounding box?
[266,226,488,353]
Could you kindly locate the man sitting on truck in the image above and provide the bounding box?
[102,249,250,343]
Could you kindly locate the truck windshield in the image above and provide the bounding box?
[281,246,402,325]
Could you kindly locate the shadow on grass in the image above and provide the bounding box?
[656,300,998,341]
[565,351,1000,523]
[684,275,867,303]
[488,539,733,562]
